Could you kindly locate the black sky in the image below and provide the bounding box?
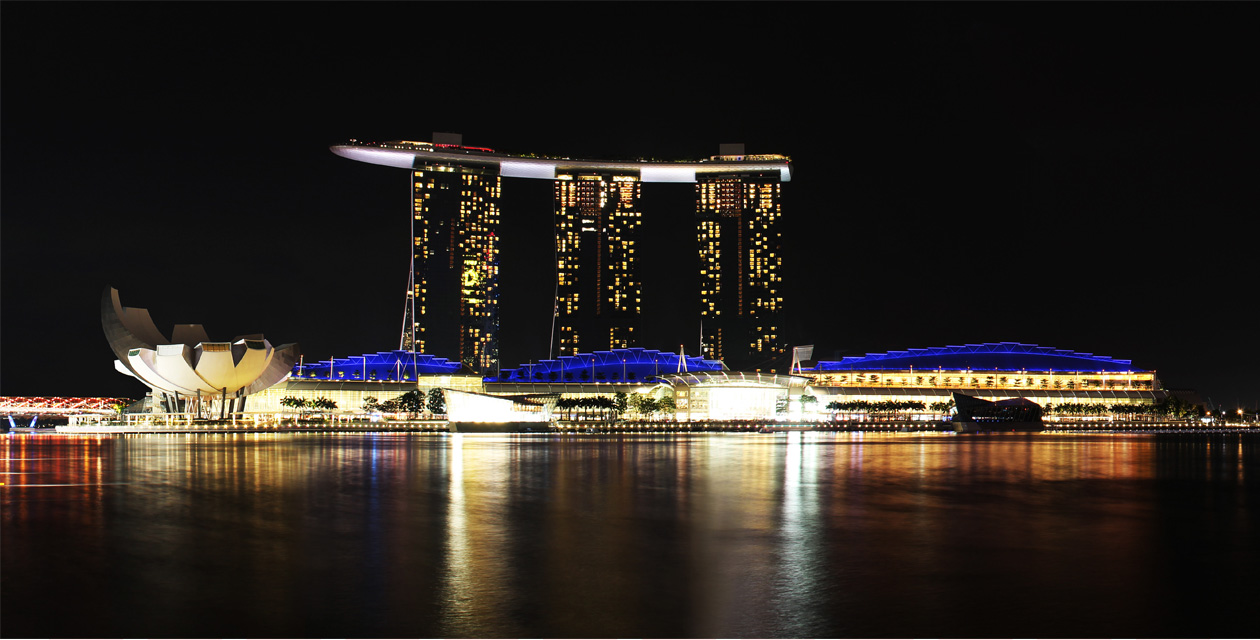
[3,3,1257,410]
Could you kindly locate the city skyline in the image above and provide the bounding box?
[2,4,1256,410]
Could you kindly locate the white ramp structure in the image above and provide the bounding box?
[102,288,299,419]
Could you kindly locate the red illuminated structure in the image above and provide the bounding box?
[0,396,132,415]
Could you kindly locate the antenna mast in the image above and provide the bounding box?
[400,172,418,352]
[549,194,561,360]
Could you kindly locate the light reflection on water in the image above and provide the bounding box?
[2,431,1257,638]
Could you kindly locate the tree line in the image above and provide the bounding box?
[280,396,337,411]
[553,392,677,421]
[825,400,936,414]
[279,396,337,419]
[820,397,1203,419]
[361,389,445,418]
[1047,396,1203,419]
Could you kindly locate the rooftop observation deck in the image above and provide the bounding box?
[331,140,793,183]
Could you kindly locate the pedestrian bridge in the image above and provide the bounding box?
[1,396,131,415]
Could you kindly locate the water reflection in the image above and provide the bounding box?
[3,431,1257,638]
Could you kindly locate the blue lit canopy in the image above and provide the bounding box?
[493,347,725,383]
[811,343,1147,373]
[292,350,461,381]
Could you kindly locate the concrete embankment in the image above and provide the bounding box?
[47,419,1256,435]
[551,420,1257,434]
[55,421,452,434]
[551,421,945,433]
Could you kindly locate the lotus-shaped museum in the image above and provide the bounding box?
[102,288,299,417]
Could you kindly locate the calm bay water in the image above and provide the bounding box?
[3,431,1257,638]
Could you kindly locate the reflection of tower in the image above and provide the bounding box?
[696,145,786,370]
[411,159,501,374]
[554,173,642,355]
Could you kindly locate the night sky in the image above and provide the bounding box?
[3,4,1257,410]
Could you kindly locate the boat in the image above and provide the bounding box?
[950,392,1044,433]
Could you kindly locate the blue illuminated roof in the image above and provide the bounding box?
[493,347,725,383]
[292,350,461,381]
[811,343,1147,373]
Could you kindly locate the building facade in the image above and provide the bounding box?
[696,162,786,370]
[239,343,1173,425]
[250,349,481,415]
[804,342,1168,414]
[554,173,642,354]
[407,149,501,374]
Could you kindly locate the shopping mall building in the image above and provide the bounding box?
[244,342,1166,424]
[248,346,809,423]
[802,342,1166,414]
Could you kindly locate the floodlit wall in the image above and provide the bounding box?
[680,384,784,421]
[247,376,484,414]
[445,389,547,423]
[807,370,1158,392]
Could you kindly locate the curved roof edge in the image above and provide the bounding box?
[812,342,1149,373]
[293,350,462,380]
[492,347,725,382]
[331,143,793,183]
[655,370,808,388]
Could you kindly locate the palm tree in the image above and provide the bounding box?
[306,397,336,420]
[280,396,308,415]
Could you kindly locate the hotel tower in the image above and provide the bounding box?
[696,145,786,369]
[554,173,642,355]
[404,134,501,374]
[332,138,791,372]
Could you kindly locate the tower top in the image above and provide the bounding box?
[332,140,792,183]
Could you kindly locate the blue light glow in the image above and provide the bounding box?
[811,342,1146,373]
[292,351,461,381]
[492,347,725,383]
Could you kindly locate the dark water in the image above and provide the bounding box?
[3,431,1257,638]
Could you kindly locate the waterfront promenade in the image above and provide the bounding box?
[46,418,1257,435]
[54,419,452,434]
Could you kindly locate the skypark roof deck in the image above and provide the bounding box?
[331,140,793,183]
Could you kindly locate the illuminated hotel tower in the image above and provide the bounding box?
[405,137,501,374]
[697,145,786,369]
[554,173,642,355]
[332,138,791,373]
